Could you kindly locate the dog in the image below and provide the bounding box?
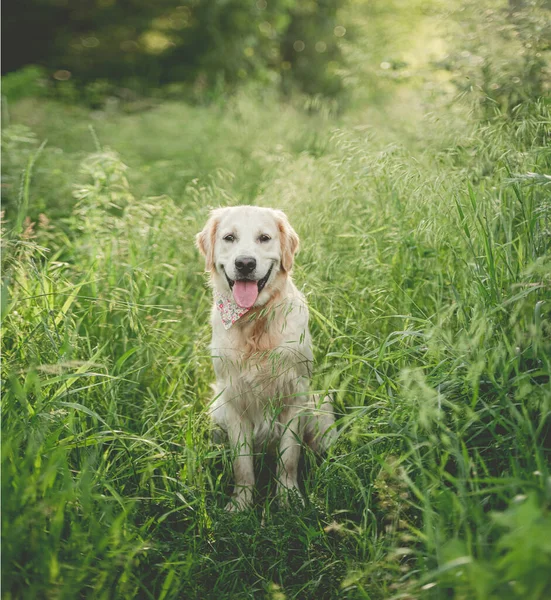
[196,206,335,511]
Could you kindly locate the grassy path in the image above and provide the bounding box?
[3,31,551,599]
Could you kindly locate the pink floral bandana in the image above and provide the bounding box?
[214,292,251,329]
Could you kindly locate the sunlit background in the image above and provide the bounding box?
[3,0,549,110]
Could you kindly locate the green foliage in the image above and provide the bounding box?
[440,0,551,120]
[3,0,347,103]
[0,65,48,103]
[3,84,551,597]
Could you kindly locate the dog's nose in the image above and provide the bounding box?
[235,256,256,275]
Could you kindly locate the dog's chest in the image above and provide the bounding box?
[214,315,282,365]
[213,318,304,400]
[214,328,287,393]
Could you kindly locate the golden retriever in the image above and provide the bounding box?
[196,206,335,511]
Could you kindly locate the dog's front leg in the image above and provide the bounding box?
[225,407,254,511]
[277,407,303,505]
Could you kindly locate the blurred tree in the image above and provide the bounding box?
[2,0,347,100]
[280,0,344,96]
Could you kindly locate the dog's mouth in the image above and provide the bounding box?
[223,264,274,309]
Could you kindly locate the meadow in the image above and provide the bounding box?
[2,2,551,598]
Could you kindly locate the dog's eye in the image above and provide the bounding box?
[258,234,271,243]
[223,234,235,242]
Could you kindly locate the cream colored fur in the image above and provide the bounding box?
[196,206,335,511]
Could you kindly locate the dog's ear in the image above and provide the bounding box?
[196,210,222,272]
[275,210,300,273]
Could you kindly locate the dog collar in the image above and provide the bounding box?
[214,292,251,330]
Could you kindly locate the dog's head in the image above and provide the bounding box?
[196,206,299,309]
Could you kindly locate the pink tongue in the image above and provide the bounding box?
[232,280,259,309]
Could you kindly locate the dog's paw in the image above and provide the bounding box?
[276,484,304,509]
[211,426,227,445]
[225,489,253,512]
[316,425,338,453]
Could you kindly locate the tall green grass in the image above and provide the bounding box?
[2,82,551,600]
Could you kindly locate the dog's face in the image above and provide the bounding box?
[196,206,299,308]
